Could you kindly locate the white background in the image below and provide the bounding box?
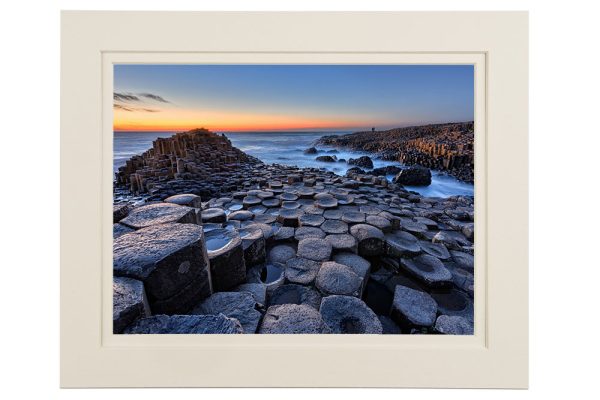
[1,0,598,398]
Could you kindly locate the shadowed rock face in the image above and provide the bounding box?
[113,223,211,313]
[285,257,321,285]
[123,314,243,334]
[400,254,453,288]
[238,226,266,267]
[391,285,438,329]
[258,304,331,334]
[316,262,362,297]
[435,315,473,335]
[393,166,432,186]
[350,224,385,256]
[269,284,322,310]
[164,193,202,208]
[113,277,150,334]
[348,155,373,169]
[191,291,261,334]
[320,295,383,334]
[120,203,198,229]
[205,229,246,291]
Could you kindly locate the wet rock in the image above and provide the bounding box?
[284,257,321,285]
[201,208,227,223]
[280,192,298,201]
[304,147,318,154]
[259,304,331,334]
[419,241,451,260]
[276,208,303,227]
[323,209,343,220]
[113,223,134,239]
[228,210,254,221]
[432,230,471,250]
[238,226,266,267]
[113,277,150,333]
[299,214,325,227]
[431,289,474,322]
[113,204,130,223]
[234,283,267,306]
[371,165,402,176]
[296,187,316,199]
[242,196,262,209]
[320,295,382,334]
[365,215,392,233]
[205,229,246,291]
[269,284,322,310]
[450,250,474,272]
[164,193,202,208]
[297,237,332,261]
[350,224,385,256]
[346,167,366,175]
[434,315,473,335]
[316,155,336,162]
[400,254,452,288]
[191,291,261,334]
[348,156,373,169]
[325,234,357,252]
[315,261,362,297]
[294,226,326,241]
[282,201,301,210]
[401,220,429,237]
[120,203,197,229]
[341,211,366,224]
[391,285,438,328]
[268,244,297,265]
[123,314,243,334]
[272,226,295,241]
[113,223,211,312]
[262,198,280,208]
[321,219,348,234]
[253,214,277,225]
[393,166,432,186]
[378,315,401,334]
[385,231,422,257]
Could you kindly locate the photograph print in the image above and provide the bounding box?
[112,64,475,335]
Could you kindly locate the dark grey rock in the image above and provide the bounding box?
[234,283,267,306]
[242,195,262,209]
[365,215,392,233]
[315,155,337,162]
[323,209,343,220]
[341,211,366,224]
[269,284,322,310]
[432,230,471,250]
[276,208,303,227]
[348,156,374,169]
[434,315,474,335]
[299,214,325,227]
[385,231,422,257]
[205,229,246,291]
[431,289,474,322]
[320,295,382,334]
[201,207,227,223]
[238,226,266,267]
[419,241,451,260]
[113,204,130,223]
[285,257,321,285]
[294,226,326,241]
[228,210,254,221]
[304,146,318,154]
[393,166,432,186]
[331,252,371,295]
[325,234,357,252]
[272,225,295,241]
[350,224,385,256]
[400,254,453,288]
[113,276,150,333]
[297,237,332,261]
[450,250,474,272]
[315,196,338,209]
[164,193,202,208]
[268,244,297,265]
[120,203,197,229]
[315,261,362,296]
[113,223,134,239]
[391,285,438,328]
[123,314,243,334]
[191,291,261,334]
[321,219,348,234]
[258,304,331,334]
[378,315,401,334]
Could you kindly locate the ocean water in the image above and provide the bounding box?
[113,131,474,198]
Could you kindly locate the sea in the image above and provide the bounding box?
[114,131,474,198]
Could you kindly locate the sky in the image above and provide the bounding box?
[113,64,474,132]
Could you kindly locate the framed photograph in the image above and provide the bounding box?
[61,11,528,388]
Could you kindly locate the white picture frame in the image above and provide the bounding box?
[61,11,528,388]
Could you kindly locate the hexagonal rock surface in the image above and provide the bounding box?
[320,295,382,334]
[299,214,325,227]
[323,209,343,220]
[113,276,150,333]
[315,261,362,297]
[297,237,332,261]
[242,196,262,209]
[205,229,246,291]
[113,223,211,311]
[294,226,326,241]
[268,244,297,265]
[234,283,267,306]
[432,230,471,250]
[191,292,262,334]
[258,304,331,334]
[434,315,474,335]
[365,215,392,233]
[419,241,451,260]
[325,234,357,252]
[431,289,474,322]
[285,257,321,285]
[228,210,254,221]
[450,250,474,272]
[123,314,243,334]
[321,219,348,234]
[332,252,371,295]
[120,203,197,229]
[391,285,438,328]
[350,224,385,256]
[262,198,280,208]
[201,208,227,223]
[113,204,130,223]
[385,231,422,257]
[341,211,366,224]
[315,197,338,209]
[272,226,295,241]
[269,284,322,310]
[238,226,266,267]
[113,223,134,239]
[164,193,202,208]
[400,254,453,288]
[276,208,303,227]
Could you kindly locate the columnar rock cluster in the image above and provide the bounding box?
[113,163,475,335]
[316,122,475,183]
[114,129,262,199]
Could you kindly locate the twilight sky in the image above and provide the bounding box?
[113,64,474,132]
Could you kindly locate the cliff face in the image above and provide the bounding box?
[115,128,261,197]
[317,122,474,183]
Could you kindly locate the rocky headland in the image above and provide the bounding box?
[113,128,474,335]
[315,122,475,183]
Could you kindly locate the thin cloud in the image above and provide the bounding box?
[113,92,139,102]
[141,108,160,113]
[139,93,170,103]
[114,103,133,111]
[113,103,160,113]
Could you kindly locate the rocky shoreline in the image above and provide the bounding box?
[315,122,475,183]
[113,129,474,335]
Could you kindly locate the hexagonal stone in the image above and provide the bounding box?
[323,209,343,220]
[191,292,261,334]
[113,223,211,313]
[164,193,202,208]
[234,283,267,306]
[262,198,281,208]
[401,220,429,237]
[258,304,331,334]
[419,241,451,260]
[332,252,371,295]
[297,187,316,198]
[315,197,338,209]
[120,203,197,229]
[228,210,254,221]
[253,214,277,224]
[385,231,422,257]
[434,315,474,335]
[202,208,227,223]
[431,288,474,322]
[294,226,326,241]
[297,237,332,261]
[205,229,246,291]
[269,284,322,310]
[276,208,303,227]
[320,295,382,334]
[269,180,283,189]
[299,214,325,227]
[113,204,130,223]
[359,205,382,215]
[391,285,438,329]
[272,226,295,241]
[113,223,134,239]
[268,244,297,265]
[450,250,474,272]
[238,226,266,267]
[400,254,453,288]
[321,219,348,234]
[366,215,392,233]
[325,234,357,252]
[123,314,243,334]
[113,277,150,333]
[282,201,301,210]
[350,224,385,256]
[285,257,321,285]
[280,192,298,201]
[432,230,472,249]
[242,195,262,209]
[316,261,362,297]
[341,211,366,224]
